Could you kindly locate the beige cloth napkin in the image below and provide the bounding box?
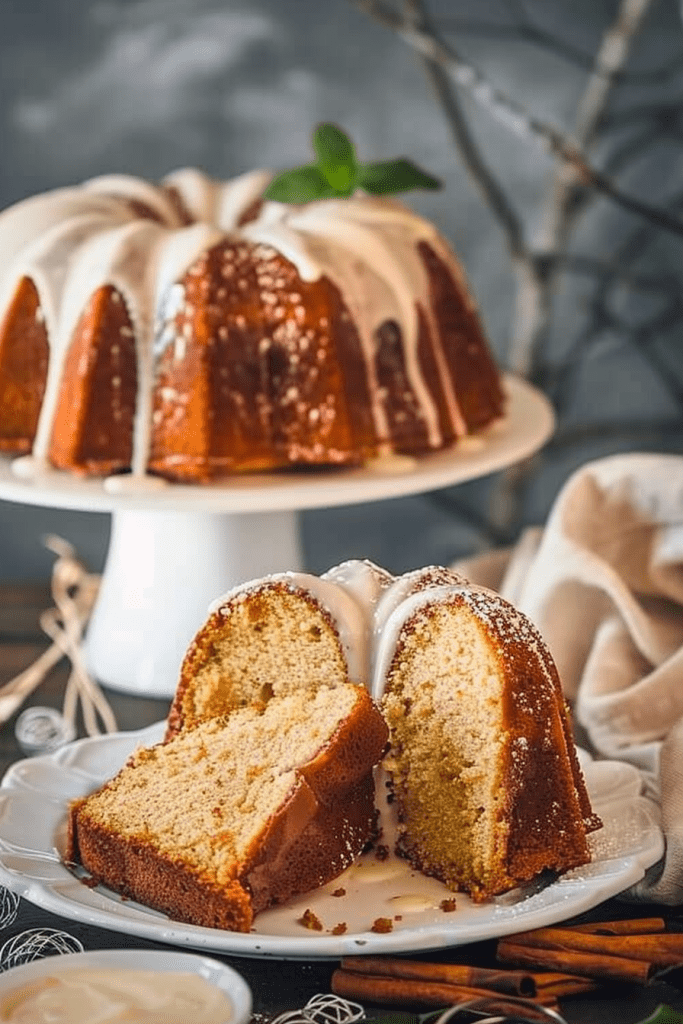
[453,452,683,903]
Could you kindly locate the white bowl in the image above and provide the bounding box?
[0,948,252,1023]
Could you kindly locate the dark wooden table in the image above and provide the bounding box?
[1,582,682,1024]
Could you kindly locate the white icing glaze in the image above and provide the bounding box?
[370,570,558,701]
[0,169,473,482]
[321,558,394,617]
[370,565,469,696]
[364,452,418,474]
[85,173,183,223]
[162,167,272,230]
[242,194,459,445]
[194,560,561,726]
[388,893,441,912]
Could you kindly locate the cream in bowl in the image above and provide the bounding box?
[0,949,251,1024]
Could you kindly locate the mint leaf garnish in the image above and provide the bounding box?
[358,158,441,195]
[313,123,357,194]
[262,165,339,203]
[262,123,442,204]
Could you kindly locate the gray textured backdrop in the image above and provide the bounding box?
[1,0,682,581]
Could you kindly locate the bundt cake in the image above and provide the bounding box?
[66,683,389,932]
[166,560,601,902]
[0,168,504,485]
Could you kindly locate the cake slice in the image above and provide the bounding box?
[67,684,388,932]
[374,577,601,901]
[166,570,368,738]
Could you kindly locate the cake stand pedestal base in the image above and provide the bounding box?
[84,507,302,698]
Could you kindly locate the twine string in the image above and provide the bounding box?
[270,995,365,1024]
[0,928,84,972]
[0,535,117,739]
[269,995,569,1024]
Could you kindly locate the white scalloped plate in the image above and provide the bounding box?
[0,723,663,960]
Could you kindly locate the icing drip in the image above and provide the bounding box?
[370,570,559,702]
[242,195,452,446]
[0,169,472,482]
[162,167,272,229]
[322,558,394,618]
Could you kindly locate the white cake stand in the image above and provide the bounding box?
[0,375,553,697]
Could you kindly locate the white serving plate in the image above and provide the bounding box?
[0,723,663,960]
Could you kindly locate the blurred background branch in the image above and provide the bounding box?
[353,0,683,543]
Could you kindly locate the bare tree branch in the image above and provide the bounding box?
[353,0,683,240]
[513,0,655,385]
[435,14,683,86]
[353,0,683,543]
[403,0,527,262]
[574,0,654,145]
[540,0,656,254]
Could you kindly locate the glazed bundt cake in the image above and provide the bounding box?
[166,559,600,901]
[67,683,389,932]
[0,168,504,485]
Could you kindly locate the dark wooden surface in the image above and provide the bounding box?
[1,582,683,1023]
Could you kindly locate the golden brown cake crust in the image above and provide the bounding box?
[245,774,378,913]
[0,277,48,454]
[148,240,379,480]
[165,561,599,907]
[66,801,255,932]
[49,285,138,476]
[68,559,599,926]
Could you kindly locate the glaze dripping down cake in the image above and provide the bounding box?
[0,170,504,484]
[67,684,389,932]
[165,560,600,903]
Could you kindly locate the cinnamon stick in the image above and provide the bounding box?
[331,969,559,1018]
[339,956,594,999]
[340,956,538,997]
[497,939,655,985]
[505,926,683,968]
[569,918,666,935]
[531,974,598,999]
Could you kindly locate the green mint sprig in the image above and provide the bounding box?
[263,123,441,204]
